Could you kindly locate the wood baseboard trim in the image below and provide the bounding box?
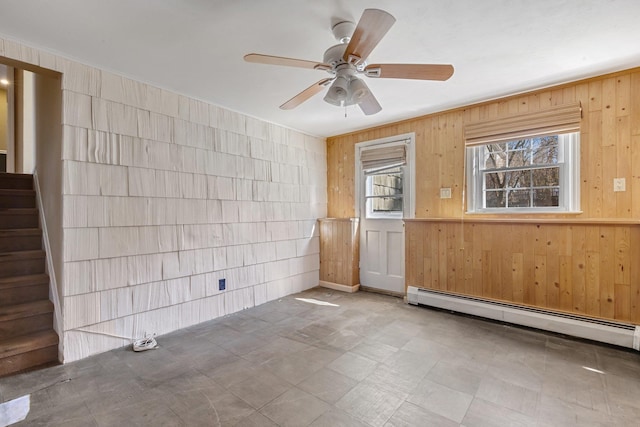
[319,281,360,293]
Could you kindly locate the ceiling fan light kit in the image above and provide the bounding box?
[349,78,370,102]
[323,65,372,108]
[245,9,454,115]
[323,75,349,106]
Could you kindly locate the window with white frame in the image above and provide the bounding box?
[359,142,407,219]
[365,166,404,218]
[464,102,582,213]
[467,133,579,212]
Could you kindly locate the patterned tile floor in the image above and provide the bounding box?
[2,288,639,426]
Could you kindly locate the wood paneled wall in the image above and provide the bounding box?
[406,219,640,323]
[319,218,359,288]
[328,67,640,220]
[327,67,640,324]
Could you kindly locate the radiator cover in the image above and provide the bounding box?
[407,286,640,351]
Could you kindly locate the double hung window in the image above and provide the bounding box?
[465,103,581,213]
[468,133,579,211]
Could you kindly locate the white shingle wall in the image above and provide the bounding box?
[1,37,327,362]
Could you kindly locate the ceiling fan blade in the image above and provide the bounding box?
[343,9,396,64]
[244,53,329,70]
[280,78,334,110]
[365,63,455,81]
[358,91,382,116]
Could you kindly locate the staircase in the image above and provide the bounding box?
[0,173,59,377]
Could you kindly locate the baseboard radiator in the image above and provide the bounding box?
[407,286,640,351]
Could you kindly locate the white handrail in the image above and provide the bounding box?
[33,170,64,362]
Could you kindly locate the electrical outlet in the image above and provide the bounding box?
[613,178,626,192]
[219,278,226,291]
[440,188,452,199]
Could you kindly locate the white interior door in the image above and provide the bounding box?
[357,136,414,294]
[360,216,404,293]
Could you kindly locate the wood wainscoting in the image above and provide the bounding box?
[319,218,360,292]
[405,218,640,324]
[327,67,640,321]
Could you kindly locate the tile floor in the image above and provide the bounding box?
[2,288,640,426]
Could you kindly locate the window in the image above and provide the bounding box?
[467,132,579,213]
[365,167,404,218]
[359,140,408,219]
[464,102,582,214]
[356,134,415,220]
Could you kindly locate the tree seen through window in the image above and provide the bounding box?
[482,136,560,208]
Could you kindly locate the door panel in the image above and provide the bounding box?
[365,230,381,274]
[387,231,403,278]
[360,218,404,293]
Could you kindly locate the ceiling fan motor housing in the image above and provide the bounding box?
[323,44,367,72]
[323,44,347,69]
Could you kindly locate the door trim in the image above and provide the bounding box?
[5,66,15,173]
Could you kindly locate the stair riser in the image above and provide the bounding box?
[0,195,36,209]
[0,235,42,253]
[0,345,58,377]
[0,284,49,306]
[0,258,45,278]
[0,177,33,190]
[0,214,38,229]
[0,313,53,340]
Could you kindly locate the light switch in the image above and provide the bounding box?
[613,178,626,192]
[440,188,452,199]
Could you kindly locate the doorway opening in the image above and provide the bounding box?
[0,62,39,174]
[0,64,10,172]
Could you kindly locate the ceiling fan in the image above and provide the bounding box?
[244,8,454,115]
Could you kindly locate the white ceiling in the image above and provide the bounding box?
[1,0,640,137]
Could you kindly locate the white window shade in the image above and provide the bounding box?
[360,143,406,173]
[464,102,582,146]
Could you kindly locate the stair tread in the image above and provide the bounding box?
[0,208,38,213]
[0,189,35,196]
[0,228,42,237]
[0,274,49,289]
[0,172,33,179]
[0,250,46,261]
[0,300,53,321]
[0,330,58,359]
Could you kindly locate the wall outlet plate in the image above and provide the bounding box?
[219,278,226,291]
[440,188,452,199]
[613,178,626,192]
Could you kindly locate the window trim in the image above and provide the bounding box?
[466,132,580,214]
